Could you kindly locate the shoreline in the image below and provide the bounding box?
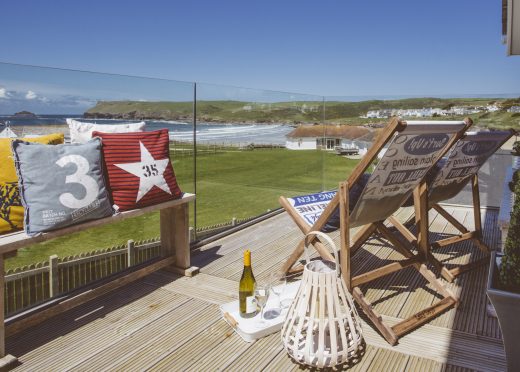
[3,122,293,146]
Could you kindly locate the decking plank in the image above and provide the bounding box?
[478,208,502,340]
[99,303,220,371]
[9,281,183,359]
[431,208,489,331]
[404,354,443,372]
[172,319,253,371]
[359,210,442,320]
[356,207,436,316]
[219,331,282,371]
[394,210,455,322]
[369,348,409,371]
[362,314,505,371]
[14,290,194,371]
[149,319,236,371]
[199,230,297,277]
[195,213,297,272]
[67,299,213,371]
[144,271,238,305]
[219,234,304,281]
[3,205,504,371]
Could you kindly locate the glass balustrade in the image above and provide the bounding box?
[0,62,516,313]
[193,83,326,240]
[0,62,195,278]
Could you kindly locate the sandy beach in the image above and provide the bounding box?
[7,124,69,139]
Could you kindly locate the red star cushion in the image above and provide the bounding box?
[93,129,183,211]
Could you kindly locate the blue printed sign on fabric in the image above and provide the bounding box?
[288,191,336,226]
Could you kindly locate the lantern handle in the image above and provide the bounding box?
[303,231,341,276]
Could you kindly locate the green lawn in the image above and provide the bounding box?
[6,148,359,270]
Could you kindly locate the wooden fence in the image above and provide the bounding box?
[169,141,284,158]
[193,215,257,241]
[4,238,161,317]
[3,214,264,317]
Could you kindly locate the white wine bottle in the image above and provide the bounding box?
[239,249,257,318]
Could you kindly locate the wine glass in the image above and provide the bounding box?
[254,282,270,327]
[260,271,283,319]
[269,271,287,310]
[270,270,295,309]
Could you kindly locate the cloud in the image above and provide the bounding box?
[0,87,10,99]
[25,90,37,100]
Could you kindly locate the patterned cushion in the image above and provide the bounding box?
[0,133,64,235]
[93,129,183,212]
[12,138,113,235]
[66,119,146,144]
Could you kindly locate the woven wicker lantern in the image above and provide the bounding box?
[281,231,364,368]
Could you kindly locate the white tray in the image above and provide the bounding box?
[220,280,300,342]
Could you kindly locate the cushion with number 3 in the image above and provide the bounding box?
[93,129,183,212]
[12,138,113,236]
[0,133,64,235]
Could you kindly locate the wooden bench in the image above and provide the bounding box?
[0,193,195,368]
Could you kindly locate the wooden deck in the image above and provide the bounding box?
[6,204,505,371]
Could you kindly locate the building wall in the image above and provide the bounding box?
[285,137,316,150]
[507,0,520,55]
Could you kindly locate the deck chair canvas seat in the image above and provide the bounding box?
[390,129,515,282]
[280,117,470,345]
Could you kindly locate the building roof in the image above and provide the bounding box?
[286,124,372,140]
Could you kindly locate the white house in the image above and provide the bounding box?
[0,126,17,138]
[450,106,482,115]
[366,110,380,118]
[285,124,375,150]
[486,104,500,112]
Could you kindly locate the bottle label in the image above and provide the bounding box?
[246,295,256,314]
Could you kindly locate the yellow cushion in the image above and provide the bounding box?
[0,133,64,234]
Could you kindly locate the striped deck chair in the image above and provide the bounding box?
[279,117,471,345]
[390,129,515,282]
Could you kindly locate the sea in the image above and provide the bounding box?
[0,114,293,145]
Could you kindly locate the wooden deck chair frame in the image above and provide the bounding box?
[389,129,515,282]
[279,117,471,345]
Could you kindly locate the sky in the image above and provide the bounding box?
[0,0,519,113]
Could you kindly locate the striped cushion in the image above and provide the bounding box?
[94,129,183,212]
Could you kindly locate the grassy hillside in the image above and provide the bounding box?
[85,97,520,129]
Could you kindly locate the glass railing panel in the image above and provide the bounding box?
[324,94,520,208]
[194,83,324,236]
[0,63,195,309]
